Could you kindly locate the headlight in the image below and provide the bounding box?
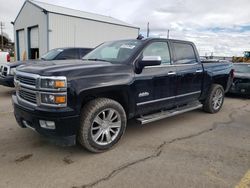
[41,93,67,106]
[39,76,67,107]
[40,77,67,90]
[10,68,16,75]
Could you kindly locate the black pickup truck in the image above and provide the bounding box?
[12,38,234,153]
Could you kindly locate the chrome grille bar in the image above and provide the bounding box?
[16,75,36,86]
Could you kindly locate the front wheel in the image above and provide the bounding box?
[203,84,225,113]
[78,98,127,153]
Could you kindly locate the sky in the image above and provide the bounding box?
[0,0,250,56]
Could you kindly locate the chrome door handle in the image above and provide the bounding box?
[168,71,176,75]
[196,69,203,73]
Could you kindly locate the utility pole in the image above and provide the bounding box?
[0,22,5,51]
[209,52,214,59]
[147,22,150,38]
[167,29,170,39]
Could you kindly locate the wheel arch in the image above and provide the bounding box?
[78,86,131,117]
[211,75,228,91]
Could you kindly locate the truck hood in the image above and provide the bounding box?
[8,60,41,68]
[16,60,133,80]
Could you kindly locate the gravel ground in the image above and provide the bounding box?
[0,86,249,188]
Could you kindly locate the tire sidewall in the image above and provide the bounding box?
[209,85,225,113]
[82,100,127,152]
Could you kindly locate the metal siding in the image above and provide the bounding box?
[14,2,48,58]
[30,0,138,29]
[17,30,25,60]
[49,13,139,49]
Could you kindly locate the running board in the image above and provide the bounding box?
[136,102,203,125]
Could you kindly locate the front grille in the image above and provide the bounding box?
[19,89,37,104]
[15,71,67,107]
[0,66,8,77]
[16,75,36,86]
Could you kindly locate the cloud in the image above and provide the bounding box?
[0,0,249,56]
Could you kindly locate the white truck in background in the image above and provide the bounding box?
[0,51,10,66]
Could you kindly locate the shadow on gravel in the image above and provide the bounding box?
[226,93,249,100]
[0,88,15,97]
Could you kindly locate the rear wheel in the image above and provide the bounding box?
[203,84,225,113]
[78,98,127,153]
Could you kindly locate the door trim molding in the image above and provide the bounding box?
[144,63,199,69]
[136,91,201,106]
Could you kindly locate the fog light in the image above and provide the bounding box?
[241,89,246,93]
[39,120,55,130]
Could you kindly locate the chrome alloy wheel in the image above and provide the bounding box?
[212,88,223,110]
[91,108,121,146]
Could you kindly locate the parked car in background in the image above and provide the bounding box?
[200,58,230,64]
[40,47,92,61]
[13,38,233,152]
[0,47,92,87]
[0,51,10,65]
[229,63,250,96]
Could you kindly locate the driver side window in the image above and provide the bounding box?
[143,42,171,64]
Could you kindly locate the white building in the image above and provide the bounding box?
[14,0,140,60]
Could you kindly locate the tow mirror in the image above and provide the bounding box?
[138,56,161,67]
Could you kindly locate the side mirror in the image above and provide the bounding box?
[138,56,162,67]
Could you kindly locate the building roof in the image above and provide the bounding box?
[22,0,139,29]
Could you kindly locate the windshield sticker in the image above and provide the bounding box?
[120,44,136,49]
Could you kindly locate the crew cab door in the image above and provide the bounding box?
[171,41,203,105]
[134,41,177,115]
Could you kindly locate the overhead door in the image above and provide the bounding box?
[29,27,39,59]
[30,27,39,48]
[17,30,25,61]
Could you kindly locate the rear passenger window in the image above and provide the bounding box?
[143,42,171,64]
[173,43,197,64]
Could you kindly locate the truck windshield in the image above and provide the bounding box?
[234,64,250,73]
[83,40,142,63]
[41,49,64,60]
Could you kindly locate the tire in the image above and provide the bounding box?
[203,84,225,114]
[78,98,127,153]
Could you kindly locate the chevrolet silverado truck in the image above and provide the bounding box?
[12,38,234,153]
[0,47,92,87]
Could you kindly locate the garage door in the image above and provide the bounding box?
[30,27,39,48]
[17,30,25,61]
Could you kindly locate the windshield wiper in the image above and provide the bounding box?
[82,58,109,62]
